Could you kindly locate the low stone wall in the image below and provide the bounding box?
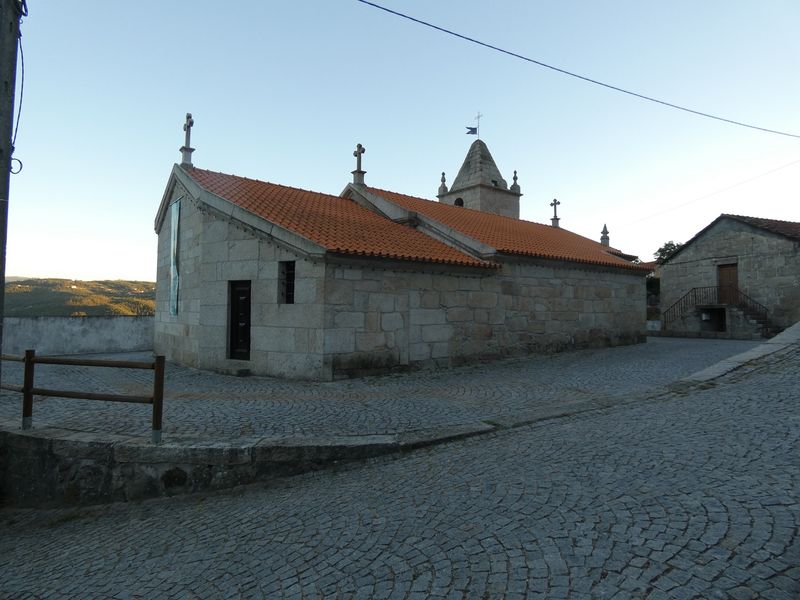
[0,421,489,507]
[2,316,154,355]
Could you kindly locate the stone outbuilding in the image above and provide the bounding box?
[660,214,800,338]
[154,124,648,380]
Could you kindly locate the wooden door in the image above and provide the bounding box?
[228,281,251,360]
[718,264,738,303]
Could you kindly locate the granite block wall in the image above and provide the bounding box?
[3,316,153,355]
[155,193,327,380]
[324,261,645,379]
[154,180,202,367]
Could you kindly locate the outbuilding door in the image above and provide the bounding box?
[718,264,738,304]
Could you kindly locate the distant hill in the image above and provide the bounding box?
[4,279,155,317]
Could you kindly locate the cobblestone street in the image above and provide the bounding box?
[1,338,798,599]
[0,338,760,439]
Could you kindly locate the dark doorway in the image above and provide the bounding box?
[718,264,738,303]
[228,281,251,360]
[700,307,726,332]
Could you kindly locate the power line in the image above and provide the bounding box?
[355,0,800,140]
[618,158,800,228]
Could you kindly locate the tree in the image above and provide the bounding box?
[654,241,683,264]
[654,241,683,263]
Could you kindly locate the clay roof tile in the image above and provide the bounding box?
[368,188,649,272]
[723,214,800,242]
[185,168,494,269]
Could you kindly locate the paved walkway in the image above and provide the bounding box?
[1,334,798,599]
[0,337,763,441]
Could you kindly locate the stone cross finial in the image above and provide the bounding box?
[550,198,561,228]
[353,143,365,171]
[180,112,195,167]
[183,113,194,147]
[351,143,366,185]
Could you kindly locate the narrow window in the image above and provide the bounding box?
[169,200,181,315]
[454,198,464,207]
[228,280,251,360]
[279,261,296,304]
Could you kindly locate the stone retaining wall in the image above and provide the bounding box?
[0,421,488,508]
[2,316,154,355]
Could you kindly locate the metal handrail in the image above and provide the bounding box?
[663,286,769,328]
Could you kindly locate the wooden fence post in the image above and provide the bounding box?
[152,355,165,444]
[21,349,34,430]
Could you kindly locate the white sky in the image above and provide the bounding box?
[6,1,800,280]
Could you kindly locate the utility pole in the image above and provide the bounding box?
[0,0,23,378]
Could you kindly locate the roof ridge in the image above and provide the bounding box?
[188,166,343,201]
[723,213,800,226]
[366,186,549,227]
[367,187,648,272]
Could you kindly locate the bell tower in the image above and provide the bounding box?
[437,139,521,219]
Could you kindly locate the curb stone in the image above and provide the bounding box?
[678,321,800,384]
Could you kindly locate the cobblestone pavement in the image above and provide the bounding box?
[1,342,798,599]
[0,338,759,440]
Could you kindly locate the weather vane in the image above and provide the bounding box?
[466,112,483,137]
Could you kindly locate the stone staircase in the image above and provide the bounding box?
[733,305,783,339]
[663,286,783,339]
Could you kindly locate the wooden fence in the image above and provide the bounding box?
[0,350,165,443]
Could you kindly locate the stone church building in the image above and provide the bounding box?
[154,118,648,380]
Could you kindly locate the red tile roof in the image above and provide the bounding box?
[368,188,649,272]
[667,214,800,263]
[184,168,494,269]
[724,214,800,242]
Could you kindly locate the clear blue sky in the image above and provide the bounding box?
[7,1,800,280]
